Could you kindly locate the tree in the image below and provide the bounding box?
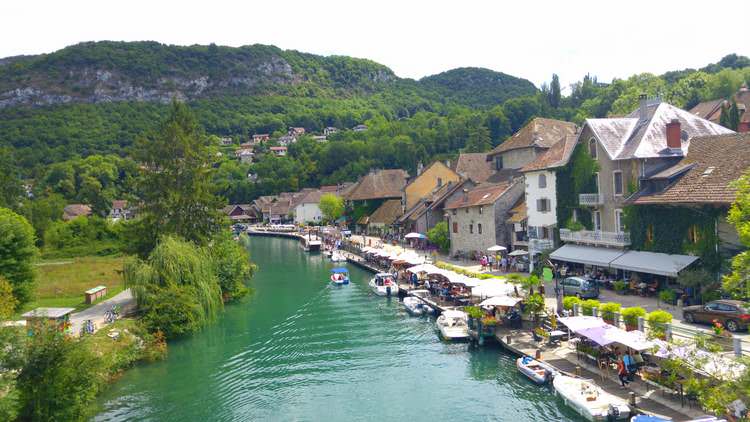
[124,236,223,337]
[319,193,344,223]
[208,234,255,301]
[427,221,450,253]
[724,171,750,297]
[463,123,491,153]
[19,193,66,247]
[131,101,226,256]
[549,74,561,108]
[0,208,37,308]
[729,100,741,131]
[16,321,103,421]
[719,103,731,129]
[0,147,24,210]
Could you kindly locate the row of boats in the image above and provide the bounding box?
[324,255,715,422]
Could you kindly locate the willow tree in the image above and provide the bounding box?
[131,101,225,256]
[125,236,223,337]
[724,172,750,297]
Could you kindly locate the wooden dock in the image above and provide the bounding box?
[495,326,704,421]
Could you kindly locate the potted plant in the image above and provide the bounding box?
[465,306,483,329]
[581,299,600,316]
[646,309,673,339]
[481,316,498,334]
[599,302,621,325]
[613,280,628,295]
[621,306,646,331]
[523,293,546,327]
[563,296,581,312]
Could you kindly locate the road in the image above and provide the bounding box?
[69,288,136,336]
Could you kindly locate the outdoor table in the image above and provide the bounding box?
[548,330,565,346]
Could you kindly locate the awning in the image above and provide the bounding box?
[550,244,625,267]
[577,325,655,351]
[479,296,523,307]
[557,316,607,333]
[609,250,699,278]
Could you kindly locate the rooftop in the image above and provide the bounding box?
[346,169,409,201]
[444,181,515,210]
[452,153,494,183]
[367,199,403,225]
[488,117,577,156]
[521,134,579,172]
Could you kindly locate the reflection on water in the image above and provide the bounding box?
[95,237,580,421]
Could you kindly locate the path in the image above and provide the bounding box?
[70,288,136,336]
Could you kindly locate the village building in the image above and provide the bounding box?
[63,204,92,221]
[396,179,473,235]
[219,137,234,146]
[222,204,256,223]
[363,199,403,235]
[251,195,276,223]
[323,127,338,136]
[288,127,306,137]
[292,189,323,225]
[235,148,254,163]
[108,199,134,221]
[628,132,750,264]
[486,117,578,180]
[312,135,327,143]
[450,153,494,183]
[352,124,368,132]
[252,134,270,144]
[346,169,408,233]
[277,135,296,146]
[518,134,580,252]
[403,161,461,210]
[444,180,524,257]
[551,98,734,286]
[269,146,287,157]
[689,83,750,132]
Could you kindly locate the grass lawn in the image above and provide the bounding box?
[19,256,127,316]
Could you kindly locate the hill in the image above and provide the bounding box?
[0,41,397,108]
[418,67,538,108]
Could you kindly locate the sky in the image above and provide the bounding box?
[2,0,749,89]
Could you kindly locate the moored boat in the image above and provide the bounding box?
[553,375,630,421]
[330,251,346,262]
[402,296,429,316]
[436,310,469,340]
[516,356,555,385]
[369,273,397,296]
[330,268,350,285]
[408,289,435,314]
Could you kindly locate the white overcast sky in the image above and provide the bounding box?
[2,0,748,88]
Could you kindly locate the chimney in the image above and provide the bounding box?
[462,188,469,202]
[417,161,424,176]
[639,94,649,121]
[666,119,681,150]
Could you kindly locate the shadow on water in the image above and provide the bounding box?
[95,236,582,421]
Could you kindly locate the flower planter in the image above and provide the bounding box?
[624,323,637,332]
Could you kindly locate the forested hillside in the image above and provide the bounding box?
[0,41,748,208]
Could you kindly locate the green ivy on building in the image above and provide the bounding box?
[555,143,598,238]
[624,205,723,272]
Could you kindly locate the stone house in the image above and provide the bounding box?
[396,179,473,235]
[487,117,577,179]
[444,180,524,257]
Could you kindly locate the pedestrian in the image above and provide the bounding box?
[617,354,630,388]
[501,256,508,273]
[488,254,494,271]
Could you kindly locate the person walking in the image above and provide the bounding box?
[617,354,630,388]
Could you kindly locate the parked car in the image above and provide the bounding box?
[682,300,750,332]
[560,277,599,299]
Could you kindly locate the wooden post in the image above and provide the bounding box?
[535,349,542,359]
[613,311,621,328]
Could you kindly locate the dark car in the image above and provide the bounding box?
[682,299,750,332]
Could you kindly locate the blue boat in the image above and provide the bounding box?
[330,268,350,285]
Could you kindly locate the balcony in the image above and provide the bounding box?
[559,228,630,247]
[579,193,603,206]
[529,239,554,251]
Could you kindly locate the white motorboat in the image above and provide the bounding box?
[369,273,397,296]
[402,296,430,316]
[553,375,630,421]
[330,251,346,262]
[408,289,435,314]
[329,268,350,286]
[516,356,555,385]
[436,310,469,340]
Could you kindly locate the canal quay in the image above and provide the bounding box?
[96,234,707,421]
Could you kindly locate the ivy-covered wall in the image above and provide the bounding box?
[625,205,723,272]
[555,143,597,234]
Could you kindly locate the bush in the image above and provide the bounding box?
[43,216,124,258]
[563,296,582,311]
[646,309,673,337]
[659,289,677,304]
[427,221,450,253]
[613,280,628,292]
[622,306,646,327]
[523,293,545,317]
[599,302,621,321]
[465,306,484,319]
[581,299,600,316]
[208,234,255,301]
[0,208,38,308]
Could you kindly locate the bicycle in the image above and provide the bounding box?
[80,319,95,336]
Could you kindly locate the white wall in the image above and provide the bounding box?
[295,203,322,224]
[525,170,557,228]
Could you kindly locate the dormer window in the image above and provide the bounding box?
[589,138,598,160]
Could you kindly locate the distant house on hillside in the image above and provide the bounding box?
[269,146,287,157]
[278,135,296,146]
[312,135,327,143]
[222,204,256,223]
[251,134,270,144]
[324,127,338,136]
[219,137,234,146]
[63,204,92,221]
[235,148,254,164]
[289,127,306,137]
[108,200,134,221]
[352,124,368,132]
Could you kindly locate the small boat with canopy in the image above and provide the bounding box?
[330,268,350,285]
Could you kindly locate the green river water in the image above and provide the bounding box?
[95,236,581,421]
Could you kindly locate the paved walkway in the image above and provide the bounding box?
[70,288,136,336]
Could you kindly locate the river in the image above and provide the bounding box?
[95,236,581,421]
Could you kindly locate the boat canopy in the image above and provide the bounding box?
[442,310,466,319]
[330,268,349,274]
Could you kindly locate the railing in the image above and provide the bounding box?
[578,193,603,206]
[559,228,631,247]
[529,239,554,251]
